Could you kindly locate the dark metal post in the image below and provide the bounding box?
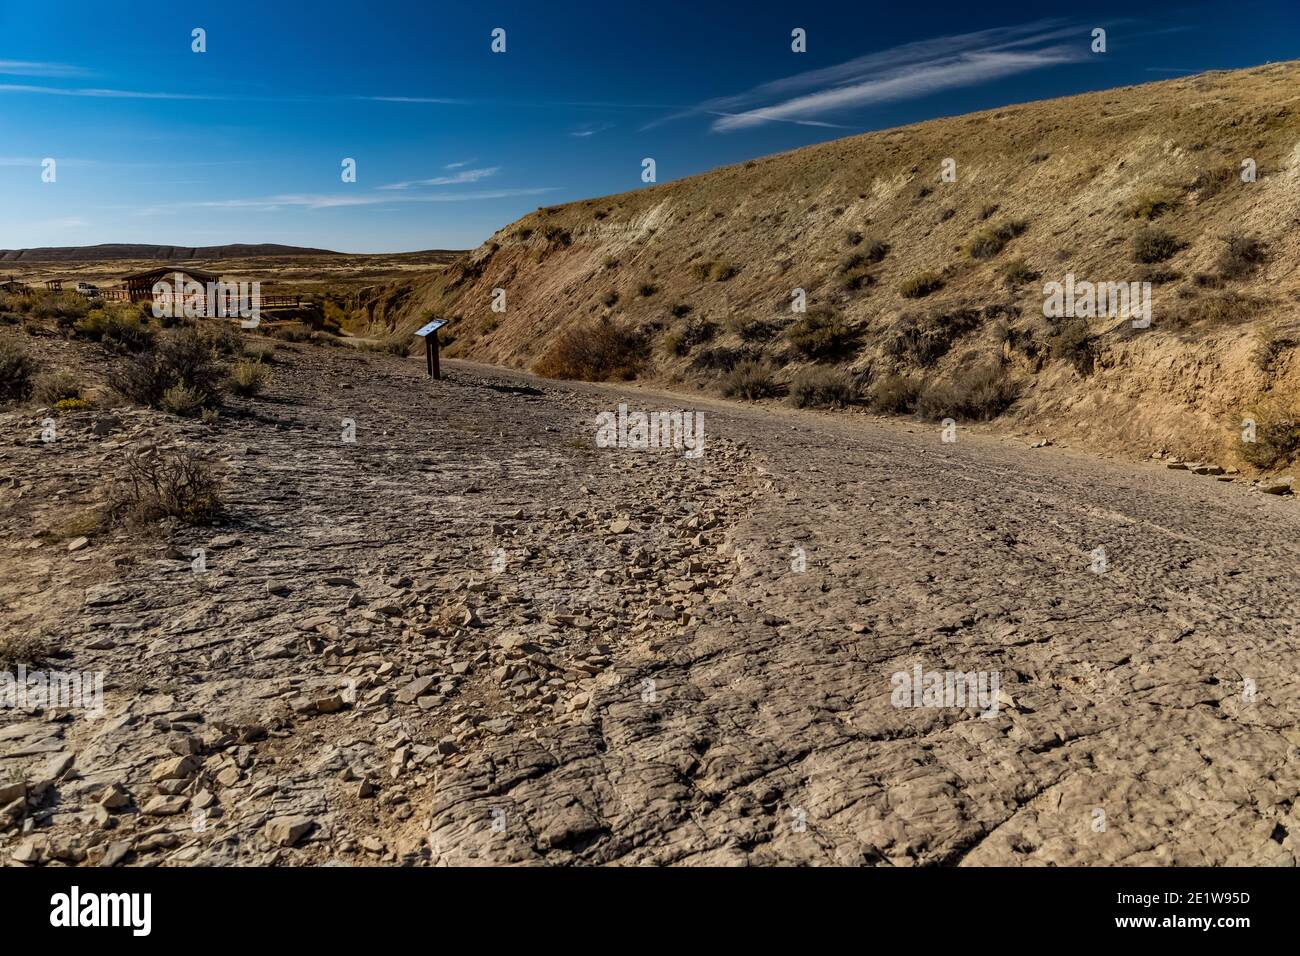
[426,333,440,379]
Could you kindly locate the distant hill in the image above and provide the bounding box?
[0,243,344,262]
[368,60,1300,466]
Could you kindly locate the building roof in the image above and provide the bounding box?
[120,267,221,284]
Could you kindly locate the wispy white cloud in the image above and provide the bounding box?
[378,167,499,190]
[183,187,554,211]
[444,160,475,169]
[647,19,1093,133]
[0,60,90,78]
[570,122,614,138]
[37,217,89,229]
[0,83,212,100]
[360,95,467,104]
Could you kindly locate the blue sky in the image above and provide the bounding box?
[1,0,1296,253]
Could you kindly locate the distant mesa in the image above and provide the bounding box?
[0,243,345,263]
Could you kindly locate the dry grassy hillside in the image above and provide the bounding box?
[368,60,1300,468]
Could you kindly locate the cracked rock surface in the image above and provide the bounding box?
[3,343,1299,866]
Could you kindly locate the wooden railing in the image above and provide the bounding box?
[96,289,302,309]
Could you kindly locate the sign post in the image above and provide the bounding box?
[413,318,448,380]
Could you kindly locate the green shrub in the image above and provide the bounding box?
[1131,227,1182,264]
[33,369,84,406]
[228,359,271,397]
[110,327,224,410]
[789,367,858,408]
[161,384,207,417]
[899,271,945,299]
[788,308,857,360]
[720,360,782,399]
[691,345,752,372]
[0,335,35,402]
[73,309,154,352]
[34,292,89,331]
[204,322,245,356]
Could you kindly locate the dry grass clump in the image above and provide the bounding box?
[1131,227,1183,264]
[916,361,1020,421]
[1173,290,1264,329]
[662,317,716,356]
[788,307,857,360]
[1238,401,1300,470]
[885,306,981,368]
[0,632,50,669]
[867,372,921,413]
[1125,187,1180,220]
[999,258,1040,287]
[533,318,644,381]
[720,360,782,400]
[110,448,223,526]
[689,260,739,282]
[967,220,1027,259]
[1189,163,1237,201]
[899,271,945,299]
[788,367,858,408]
[1215,233,1266,280]
[1047,319,1095,375]
[0,334,35,402]
[1252,325,1298,374]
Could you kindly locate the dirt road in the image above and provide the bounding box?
[3,343,1299,866]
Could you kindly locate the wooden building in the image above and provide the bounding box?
[120,267,221,304]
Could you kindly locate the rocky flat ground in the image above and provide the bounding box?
[3,341,1300,866]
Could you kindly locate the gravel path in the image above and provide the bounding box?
[3,342,1298,866]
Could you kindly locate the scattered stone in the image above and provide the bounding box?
[150,755,199,783]
[264,815,315,847]
[141,795,189,816]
